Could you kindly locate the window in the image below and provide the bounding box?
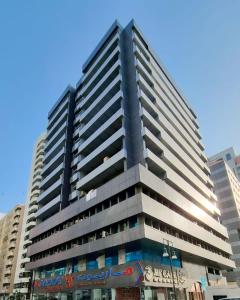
[226,153,232,161]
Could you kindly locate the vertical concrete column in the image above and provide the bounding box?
[120,23,146,169]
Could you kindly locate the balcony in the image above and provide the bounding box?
[26,220,36,231]
[10,234,17,242]
[69,190,80,202]
[79,107,124,141]
[76,149,126,191]
[32,174,42,185]
[78,61,121,111]
[70,172,79,184]
[22,257,30,264]
[4,269,11,275]
[12,219,19,226]
[3,278,10,284]
[6,260,13,267]
[7,252,14,259]
[23,239,32,248]
[36,195,61,220]
[140,89,207,173]
[48,97,69,130]
[47,110,68,140]
[79,88,122,128]
[45,121,66,153]
[28,204,38,214]
[71,155,80,168]
[78,114,123,157]
[143,127,215,202]
[80,46,120,98]
[144,148,219,216]
[40,162,64,190]
[80,34,120,87]
[42,148,65,177]
[11,226,18,234]
[38,178,62,205]
[9,242,16,250]
[77,128,124,173]
[44,134,66,164]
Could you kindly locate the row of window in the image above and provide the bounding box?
[32,182,226,252]
[141,186,225,241]
[30,215,138,262]
[34,241,181,279]
[144,216,230,259]
[32,186,135,244]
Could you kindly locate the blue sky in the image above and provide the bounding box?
[0,0,240,213]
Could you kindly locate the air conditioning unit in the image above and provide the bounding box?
[103,156,109,162]
[80,191,86,197]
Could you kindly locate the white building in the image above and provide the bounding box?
[209,157,240,286]
[13,134,46,299]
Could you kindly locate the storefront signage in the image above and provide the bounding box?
[33,262,144,293]
[144,265,186,285]
[75,266,134,281]
[32,262,186,293]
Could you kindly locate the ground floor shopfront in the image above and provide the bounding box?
[31,260,213,300]
[33,287,188,300]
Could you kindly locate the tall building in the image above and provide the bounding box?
[0,205,24,300]
[210,147,240,180]
[26,20,234,300]
[209,157,240,285]
[14,134,46,299]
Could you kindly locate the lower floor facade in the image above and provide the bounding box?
[30,258,226,300]
[33,287,188,300]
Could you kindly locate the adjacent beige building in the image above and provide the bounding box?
[0,205,24,299]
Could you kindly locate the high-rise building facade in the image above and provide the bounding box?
[209,157,240,285]
[210,147,240,180]
[26,20,234,300]
[0,205,24,300]
[14,134,46,299]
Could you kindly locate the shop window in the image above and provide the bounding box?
[55,267,65,276]
[73,264,78,273]
[125,250,142,262]
[86,259,98,270]
[105,254,118,267]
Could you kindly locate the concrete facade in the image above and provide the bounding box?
[0,205,24,299]
[209,158,240,286]
[13,135,46,298]
[26,20,234,300]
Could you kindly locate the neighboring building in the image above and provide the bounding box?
[209,157,240,286]
[26,20,234,300]
[209,147,240,180]
[14,134,46,299]
[0,205,24,300]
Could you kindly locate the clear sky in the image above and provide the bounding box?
[0,0,240,213]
